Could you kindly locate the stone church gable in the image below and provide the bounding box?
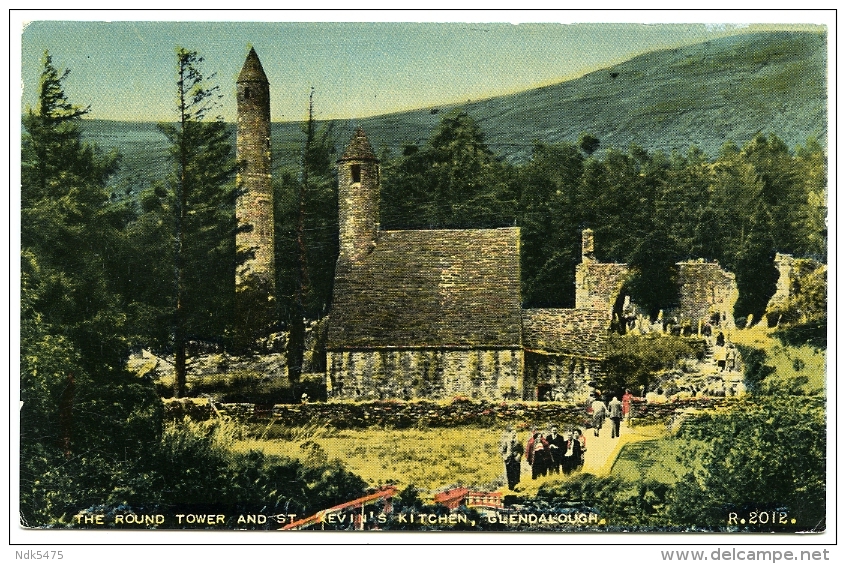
[676,259,738,328]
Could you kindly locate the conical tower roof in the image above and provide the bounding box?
[339,127,379,162]
[238,47,268,83]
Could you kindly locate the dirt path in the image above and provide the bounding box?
[581,420,666,475]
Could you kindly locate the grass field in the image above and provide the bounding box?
[610,437,703,485]
[234,425,508,496]
[731,326,826,394]
[232,421,675,500]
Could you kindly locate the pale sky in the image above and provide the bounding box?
[17,15,827,122]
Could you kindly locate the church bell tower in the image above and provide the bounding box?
[337,128,380,263]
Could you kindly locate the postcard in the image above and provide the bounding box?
[14,13,833,549]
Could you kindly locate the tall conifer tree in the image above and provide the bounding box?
[146,47,238,397]
[276,90,338,381]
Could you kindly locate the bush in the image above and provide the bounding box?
[601,334,698,393]
[129,419,368,519]
[25,415,369,528]
[735,344,775,392]
[765,260,826,327]
[536,474,672,528]
[668,396,825,531]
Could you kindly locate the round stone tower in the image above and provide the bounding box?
[235,47,275,294]
[337,128,380,263]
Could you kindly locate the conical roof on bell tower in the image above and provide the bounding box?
[238,47,268,84]
[339,127,379,162]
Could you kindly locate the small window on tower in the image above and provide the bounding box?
[244,87,251,100]
[351,164,361,184]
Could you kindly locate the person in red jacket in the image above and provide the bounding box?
[622,389,634,423]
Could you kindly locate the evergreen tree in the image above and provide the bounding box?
[706,134,804,323]
[21,51,127,375]
[20,52,161,525]
[275,91,338,380]
[622,147,682,320]
[794,138,827,259]
[135,47,238,397]
[381,109,517,230]
[518,141,584,307]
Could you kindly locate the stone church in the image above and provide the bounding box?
[325,129,609,402]
[233,49,612,402]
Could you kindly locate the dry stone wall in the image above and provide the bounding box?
[163,395,736,430]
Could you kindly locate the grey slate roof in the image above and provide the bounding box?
[522,309,610,359]
[328,227,522,349]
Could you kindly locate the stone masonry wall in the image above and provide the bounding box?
[337,136,380,264]
[575,261,629,312]
[165,395,735,431]
[523,353,603,403]
[235,55,274,289]
[676,260,738,328]
[327,348,524,401]
[768,253,795,308]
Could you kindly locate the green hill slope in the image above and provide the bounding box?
[80,31,826,191]
[351,30,826,162]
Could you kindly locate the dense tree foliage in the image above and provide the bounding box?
[21,52,128,376]
[535,396,826,531]
[600,334,698,394]
[379,112,825,322]
[20,51,163,526]
[518,141,585,307]
[381,110,518,230]
[275,91,339,379]
[670,396,825,529]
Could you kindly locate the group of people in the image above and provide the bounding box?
[499,424,587,490]
[710,331,738,372]
[588,390,631,439]
[497,390,637,491]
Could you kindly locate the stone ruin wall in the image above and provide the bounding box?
[675,260,738,329]
[575,254,740,330]
[767,253,795,309]
[523,354,603,403]
[575,262,630,313]
[765,253,826,311]
[327,348,524,401]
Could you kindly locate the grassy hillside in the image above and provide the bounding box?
[80,31,826,192]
